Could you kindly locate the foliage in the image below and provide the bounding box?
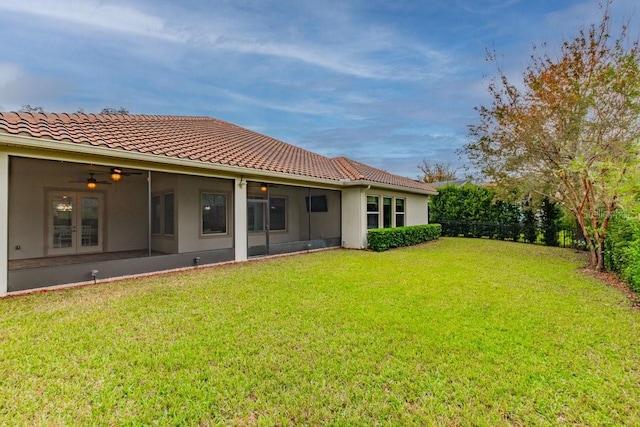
[429,184,500,223]
[540,197,561,246]
[19,104,45,113]
[604,212,640,291]
[465,3,640,271]
[417,160,457,183]
[431,184,571,245]
[367,224,441,251]
[100,107,129,115]
[1,240,639,425]
[522,208,538,243]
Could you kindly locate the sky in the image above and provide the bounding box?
[0,0,637,179]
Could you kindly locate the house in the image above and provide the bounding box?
[0,112,437,295]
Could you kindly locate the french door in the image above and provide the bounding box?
[48,191,104,256]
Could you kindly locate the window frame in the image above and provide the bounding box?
[383,196,393,228]
[367,194,408,229]
[200,192,229,237]
[366,195,380,229]
[395,198,405,227]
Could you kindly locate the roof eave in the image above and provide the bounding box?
[0,132,344,188]
[342,179,438,195]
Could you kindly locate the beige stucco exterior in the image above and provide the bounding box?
[0,130,435,295]
[341,187,367,249]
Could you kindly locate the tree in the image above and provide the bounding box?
[465,3,640,271]
[19,105,45,113]
[522,208,538,243]
[100,107,129,115]
[418,160,457,183]
[540,197,561,246]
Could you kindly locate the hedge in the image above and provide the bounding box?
[367,224,442,252]
[604,213,640,292]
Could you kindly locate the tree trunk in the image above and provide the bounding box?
[574,212,598,270]
[594,233,606,272]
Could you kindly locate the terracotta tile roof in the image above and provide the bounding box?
[333,157,437,193]
[0,112,436,193]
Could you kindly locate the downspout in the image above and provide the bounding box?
[265,184,270,255]
[307,187,312,246]
[147,170,152,257]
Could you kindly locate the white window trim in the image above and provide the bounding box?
[367,194,407,228]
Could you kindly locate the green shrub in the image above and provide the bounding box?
[604,212,640,292]
[367,224,441,252]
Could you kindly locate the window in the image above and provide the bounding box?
[164,193,175,235]
[151,195,161,235]
[396,198,405,227]
[269,197,286,231]
[201,193,227,235]
[383,197,393,228]
[367,196,379,229]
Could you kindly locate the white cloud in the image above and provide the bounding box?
[0,62,70,110]
[0,63,21,87]
[0,0,181,41]
[213,86,341,116]
[0,0,453,82]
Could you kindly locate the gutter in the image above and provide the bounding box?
[341,179,438,196]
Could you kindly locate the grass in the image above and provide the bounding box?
[1,238,639,425]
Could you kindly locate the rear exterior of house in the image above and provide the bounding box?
[0,112,436,295]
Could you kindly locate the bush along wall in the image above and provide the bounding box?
[367,224,442,252]
[604,212,640,292]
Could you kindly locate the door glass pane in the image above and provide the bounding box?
[248,199,265,231]
[164,193,175,235]
[81,196,99,247]
[53,196,73,248]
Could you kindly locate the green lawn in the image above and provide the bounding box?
[1,238,639,425]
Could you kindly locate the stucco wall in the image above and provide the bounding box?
[405,193,430,226]
[365,189,429,228]
[341,186,430,250]
[176,174,234,253]
[341,187,366,249]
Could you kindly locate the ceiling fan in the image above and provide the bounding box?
[107,167,143,182]
[69,173,111,190]
[87,166,143,182]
